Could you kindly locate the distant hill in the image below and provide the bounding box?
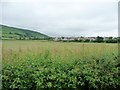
[0,25,50,40]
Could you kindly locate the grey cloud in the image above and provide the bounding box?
[1,0,118,37]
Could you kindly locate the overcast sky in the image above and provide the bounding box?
[0,0,119,37]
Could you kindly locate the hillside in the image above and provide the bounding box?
[0,25,50,40]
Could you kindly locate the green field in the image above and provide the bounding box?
[1,25,49,40]
[2,40,120,90]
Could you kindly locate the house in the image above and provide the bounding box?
[88,37,96,41]
[54,37,62,41]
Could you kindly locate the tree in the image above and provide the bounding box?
[109,37,113,40]
[84,39,90,42]
[94,36,104,43]
[61,37,64,39]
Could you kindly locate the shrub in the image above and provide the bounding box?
[2,53,120,90]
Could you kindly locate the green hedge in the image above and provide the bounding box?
[2,54,120,90]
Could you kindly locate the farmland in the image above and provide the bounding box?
[2,40,120,90]
[1,25,49,40]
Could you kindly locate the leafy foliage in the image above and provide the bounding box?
[2,41,120,90]
[2,52,120,90]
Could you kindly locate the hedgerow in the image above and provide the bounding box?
[2,53,120,90]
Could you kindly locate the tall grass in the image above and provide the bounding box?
[2,40,119,90]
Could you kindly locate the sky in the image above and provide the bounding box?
[0,0,119,37]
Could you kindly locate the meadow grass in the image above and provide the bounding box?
[2,40,117,62]
[2,40,120,90]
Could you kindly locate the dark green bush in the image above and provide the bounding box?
[2,54,120,90]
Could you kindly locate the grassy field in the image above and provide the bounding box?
[2,40,120,90]
[1,25,49,40]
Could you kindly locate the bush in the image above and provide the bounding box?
[105,39,117,43]
[2,54,120,90]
